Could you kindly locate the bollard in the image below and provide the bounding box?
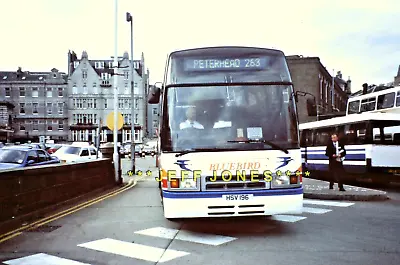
[100,142,122,185]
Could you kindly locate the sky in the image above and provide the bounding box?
[0,0,399,93]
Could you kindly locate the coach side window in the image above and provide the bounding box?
[300,129,314,147]
[345,123,368,145]
[377,92,395,110]
[396,91,400,107]
[315,129,330,146]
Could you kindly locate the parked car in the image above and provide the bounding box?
[53,145,102,163]
[22,143,47,150]
[46,144,65,154]
[0,146,60,170]
[128,144,145,158]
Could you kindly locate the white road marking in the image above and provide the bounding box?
[134,226,237,246]
[3,253,91,265]
[303,199,355,207]
[271,215,307,222]
[302,207,332,214]
[77,238,189,263]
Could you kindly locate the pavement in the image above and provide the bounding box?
[0,158,399,265]
[302,177,389,201]
[121,156,389,202]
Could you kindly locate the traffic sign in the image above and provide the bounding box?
[106,111,124,131]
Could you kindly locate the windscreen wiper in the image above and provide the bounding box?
[175,147,241,157]
[227,139,289,154]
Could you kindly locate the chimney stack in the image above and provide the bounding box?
[362,83,368,95]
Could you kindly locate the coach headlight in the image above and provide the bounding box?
[271,174,290,188]
[168,177,199,191]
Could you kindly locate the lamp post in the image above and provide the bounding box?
[126,12,136,173]
[113,0,119,182]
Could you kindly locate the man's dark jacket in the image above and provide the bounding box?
[325,140,346,170]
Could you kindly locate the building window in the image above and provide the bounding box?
[20,103,25,114]
[124,72,129,80]
[73,114,76,124]
[32,87,38,97]
[135,113,138,124]
[82,71,87,79]
[58,120,63,130]
[104,99,107,109]
[153,108,157,115]
[47,125,52,131]
[58,87,63,97]
[118,99,124,109]
[20,87,25,97]
[124,99,129,109]
[5,87,10,97]
[20,124,25,131]
[46,87,52,97]
[32,103,38,114]
[94,99,97,108]
[58,103,63,114]
[124,84,129,94]
[135,99,138,109]
[134,130,140,141]
[153,120,158,128]
[47,103,52,114]
[33,121,38,131]
[93,84,98,94]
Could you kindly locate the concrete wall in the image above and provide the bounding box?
[0,159,116,234]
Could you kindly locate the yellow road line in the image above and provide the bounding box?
[0,179,136,244]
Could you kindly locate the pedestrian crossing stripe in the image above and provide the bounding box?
[77,238,189,263]
[303,199,355,207]
[271,215,307,222]
[302,207,332,214]
[3,253,91,265]
[134,226,237,246]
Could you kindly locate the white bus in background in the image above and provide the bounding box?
[346,85,400,115]
[299,112,400,185]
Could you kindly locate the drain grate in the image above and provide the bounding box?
[26,225,62,233]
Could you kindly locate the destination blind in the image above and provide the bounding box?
[183,57,269,71]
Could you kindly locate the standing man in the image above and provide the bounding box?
[325,133,346,191]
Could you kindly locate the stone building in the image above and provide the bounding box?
[0,68,69,142]
[286,56,351,123]
[67,50,149,143]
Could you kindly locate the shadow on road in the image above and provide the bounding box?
[179,216,293,236]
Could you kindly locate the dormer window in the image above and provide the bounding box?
[95,62,105,69]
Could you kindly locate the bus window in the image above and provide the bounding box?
[300,129,314,147]
[377,92,395,109]
[396,91,400,107]
[348,100,360,114]
[360,97,376,112]
[345,123,368,145]
[371,121,400,144]
[315,129,331,146]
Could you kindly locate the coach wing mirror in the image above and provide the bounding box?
[148,84,161,104]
